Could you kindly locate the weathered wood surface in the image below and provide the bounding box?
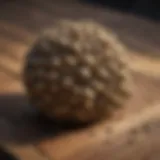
[0,0,160,160]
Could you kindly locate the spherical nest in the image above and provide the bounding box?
[23,19,132,124]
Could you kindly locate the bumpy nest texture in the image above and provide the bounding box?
[23,19,132,123]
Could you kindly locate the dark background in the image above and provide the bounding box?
[82,0,160,21]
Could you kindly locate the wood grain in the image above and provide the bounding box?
[0,0,160,160]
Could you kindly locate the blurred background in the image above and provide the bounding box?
[83,0,160,21]
[0,0,159,91]
[0,0,160,55]
[0,0,160,159]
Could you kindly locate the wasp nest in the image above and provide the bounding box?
[23,19,132,123]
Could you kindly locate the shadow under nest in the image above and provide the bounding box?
[0,93,95,145]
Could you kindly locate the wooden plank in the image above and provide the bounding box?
[129,53,160,77]
[4,145,49,160]
[36,104,160,160]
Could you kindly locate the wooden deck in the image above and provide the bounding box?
[0,0,160,160]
